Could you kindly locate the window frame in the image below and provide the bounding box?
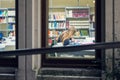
[0,0,18,67]
[41,0,105,69]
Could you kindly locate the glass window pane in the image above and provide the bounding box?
[0,0,16,51]
[47,0,95,59]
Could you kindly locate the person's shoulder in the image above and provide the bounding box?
[63,39,70,45]
[62,30,68,34]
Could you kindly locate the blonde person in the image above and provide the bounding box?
[57,26,76,45]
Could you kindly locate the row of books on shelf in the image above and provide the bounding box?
[66,13,89,18]
[0,10,15,16]
[8,24,15,30]
[49,12,65,20]
[49,24,94,31]
[49,17,95,23]
[48,29,94,38]
[0,17,15,23]
[49,22,66,29]
[0,17,6,23]
[7,11,15,16]
[0,10,7,16]
[48,25,91,30]
[49,12,89,20]
[0,31,15,38]
[48,21,95,29]
[66,9,89,14]
[48,30,62,37]
[0,24,15,30]
[8,17,15,23]
[66,9,89,18]
[69,21,90,25]
[49,26,94,31]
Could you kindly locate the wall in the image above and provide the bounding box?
[106,0,120,79]
[32,0,41,74]
[17,0,26,79]
[17,0,41,80]
[0,0,15,8]
[49,0,94,7]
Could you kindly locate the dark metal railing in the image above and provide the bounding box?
[0,42,120,80]
[0,41,120,56]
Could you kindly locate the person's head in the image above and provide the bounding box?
[61,26,76,42]
[68,26,76,37]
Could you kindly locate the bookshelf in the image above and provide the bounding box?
[65,7,90,37]
[0,8,15,37]
[89,13,95,37]
[48,7,95,46]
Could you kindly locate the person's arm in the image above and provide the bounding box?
[57,36,61,42]
[57,33,64,42]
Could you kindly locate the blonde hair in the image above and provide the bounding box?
[60,26,76,43]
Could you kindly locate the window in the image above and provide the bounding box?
[0,0,17,67]
[41,0,105,68]
[0,0,16,51]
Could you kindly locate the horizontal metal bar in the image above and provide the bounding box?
[0,42,120,56]
[37,75,101,79]
[0,74,15,76]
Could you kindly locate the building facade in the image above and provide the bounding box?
[0,0,120,80]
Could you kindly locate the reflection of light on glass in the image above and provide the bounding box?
[93,0,95,4]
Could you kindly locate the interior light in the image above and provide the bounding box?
[93,0,95,4]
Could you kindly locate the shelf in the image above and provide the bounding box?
[0,16,7,17]
[49,19,66,21]
[49,6,65,9]
[49,12,65,20]
[8,15,15,17]
[70,21,90,22]
[0,22,7,24]
[48,7,95,46]
[8,8,15,10]
[8,29,15,31]
[0,8,15,37]
[75,27,89,29]
[66,17,89,19]
[89,28,95,31]
[8,22,15,24]
[65,7,90,9]
[49,28,66,30]
[0,29,14,31]
[70,24,90,26]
